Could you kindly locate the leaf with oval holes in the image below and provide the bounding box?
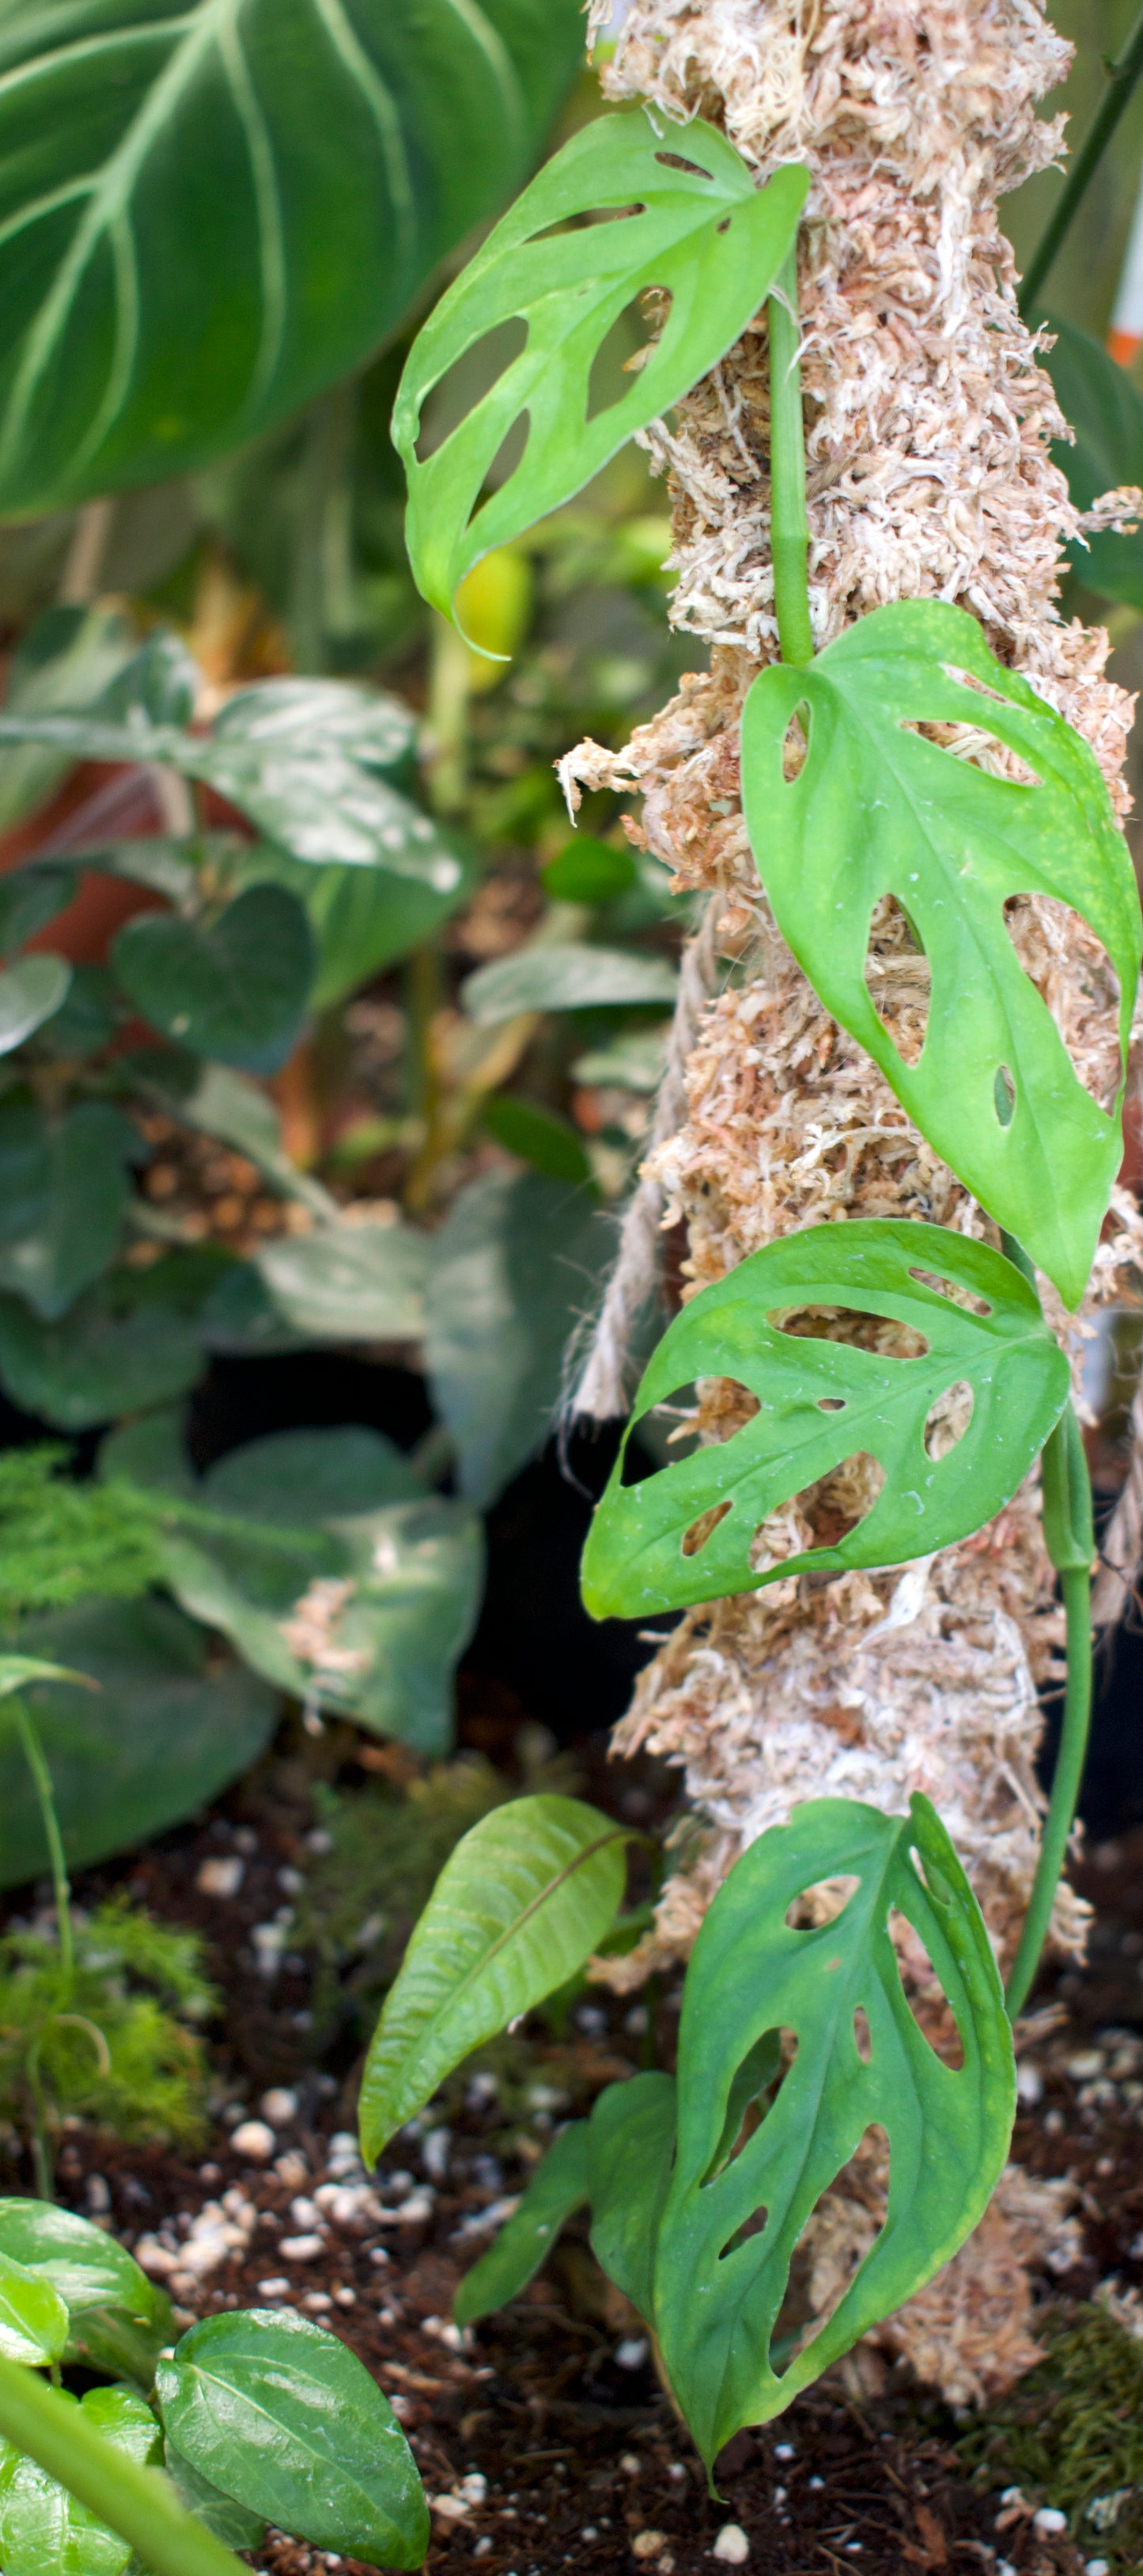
[0,2249,68,2366]
[0,2385,161,2576]
[650,1793,1014,2462]
[155,2309,429,2571]
[113,885,314,1074]
[740,600,1141,1309]
[0,0,585,515]
[581,1221,1068,1619]
[359,1795,630,2163]
[455,2120,591,2326]
[395,111,809,633]
[0,2200,172,2385]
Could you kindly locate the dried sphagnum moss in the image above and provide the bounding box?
[573,0,1143,2403]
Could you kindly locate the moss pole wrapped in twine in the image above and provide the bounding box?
[568,0,1143,2404]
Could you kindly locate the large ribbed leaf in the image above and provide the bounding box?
[0,0,586,514]
[581,1220,1069,1619]
[740,600,1141,1308]
[396,112,808,632]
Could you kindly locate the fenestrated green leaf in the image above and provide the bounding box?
[463,942,678,1024]
[0,1097,138,1319]
[581,1221,1068,1619]
[0,1597,277,1885]
[252,1222,429,1343]
[740,599,1141,1308]
[1042,313,1143,608]
[426,1171,606,1507]
[0,0,586,515]
[0,1253,223,1431]
[0,955,71,1054]
[651,1794,1014,2462]
[0,2202,172,2386]
[455,2120,590,2327]
[0,2250,68,2366]
[359,1795,630,2163]
[233,832,477,1010]
[396,112,809,632]
[588,2072,676,2327]
[0,2385,161,2576]
[155,2309,428,2572]
[113,885,314,1074]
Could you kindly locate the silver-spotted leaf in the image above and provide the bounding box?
[455,2121,591,2327]
[360,1795,630,2163]
[396,112,808,632]
[582,1221,1068,1619]
[740,599,1141,1307]
[652,1794,1014,2461]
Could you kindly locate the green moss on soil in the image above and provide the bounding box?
[960,2303,1143,2569]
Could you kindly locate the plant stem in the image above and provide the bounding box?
[1018,2,1143,315]
[9,1695,72,1989]
[766,246,814,669]
[0,2354,246,2576]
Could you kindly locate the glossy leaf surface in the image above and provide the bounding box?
[587,2071,676,2325]
[582,1222,1068,1619]
[396,112,809,629]
[455,2121,590,2326]
[0,2200,172,2385]
[0,2385,160,2576]
[0,1597,276,1885]
[163,2442,266,2552]
[740,600,1141,1306]
[1043,313,1143,608]
[0,2251,68,2365]
[463,941,678,1024]
[426,1172,606,1507]
[114,885,314,1072]
[0,0,585,513]
[360,1795,629,2162]
[0,1098,137,1319]
[653,1795,1014,2460]
[156,2309,429,2571]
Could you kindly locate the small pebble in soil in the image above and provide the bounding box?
[1033,2509,1068,2536]
[615,2339,649,2370]
[230,2120,275,2161]
[257,2277,290,2298]
[712,2525,749,2563]
[773,2445,794,2461]
[195,1855,244,1897]
[261,2088,299,2126]
[1087,2560,1111,2574]
[631,2532,669,2560]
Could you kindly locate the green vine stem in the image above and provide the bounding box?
[1018,1,1143,316]
[0,2354,245,2576]
[766,245,814,669]
[9,1693,73,1991]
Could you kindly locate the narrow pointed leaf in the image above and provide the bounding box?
[652,1794,1014,2461]
[462,943,678,1023]
[740,599,1141,1306]
[360,1795,630,2163]
[582,1222,1068,1618]
[455,2121,591,2325]
[588,2072,676,2324]
[396,112,809,631]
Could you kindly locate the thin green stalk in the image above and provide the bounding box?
[0,2354,246,2576]
[1019,2,1143,315]
[766,246,814,669]
[9,1695,72,1988]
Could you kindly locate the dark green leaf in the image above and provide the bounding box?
[162,2442,266,2553]
[581,1222,1069,1619]
[455,2121,590,2326]
[589,2072,677,2325]
[359,1794,629,2162]
[232,832,476,1010]
[540,839,638,903]
[0,1256,220,1431]
[0,1597,277,1885]
[0,0,586,513]
[483,1097,593,1185]
[200,1263,309,1358]
[396,112,808,630]
[252,1224,429,1343]
[155,2309,429,2572]
[0,2251,69,2366]
[0,1097,137,1318]
[34,964,115,1060]
[0,866,78,954]
[0,2202,172,2385]
[740,600,1141,1307]
[0,955,71,1054]
[113,886,314,1074]
[652,1794,1014,2460]
[463,943,678,1024]
[426,1171,605,1506]
[0,2385,160,2576]
[1043,313,1143,608]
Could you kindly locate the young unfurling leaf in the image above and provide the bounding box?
[740,600,1141,1308]
[395,112,808,635]
[581,1220,1067,1619]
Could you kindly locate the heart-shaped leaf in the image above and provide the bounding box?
[0,1097,137,1320]
[155,2309,429,2572]
[0,957,71,1054]
[0,2202,172,2385]
[114,886,314,1074]
[454,2120,591,2326]
[233,835,476,1011]
[426,1172,606,1507]
[0,0,585,514]
[359,1794,630,2162]
[0,2250,68,2366]
[1042,313,1143,609]
[396,111,809,631]
[0,1254,221,1430]
[463,942,678,1023]
[652,1794,1014,2461]
[581,1221,1068,1619]
[740,599,1142,1307]
[0,2386,161,2576]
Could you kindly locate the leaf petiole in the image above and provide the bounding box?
[766,247,814,669]
[0,2353,246,2576]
